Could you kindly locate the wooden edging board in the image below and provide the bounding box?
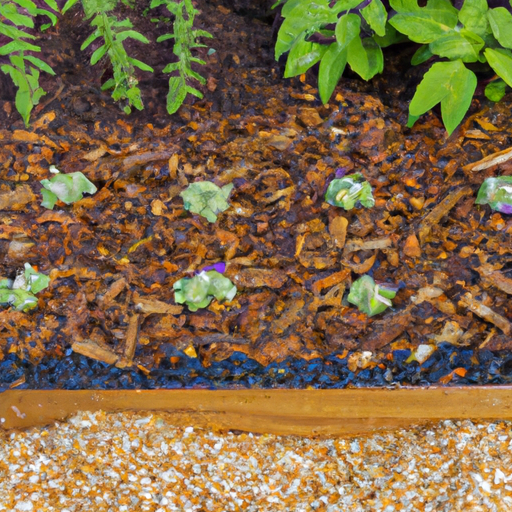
[1,387,512,435]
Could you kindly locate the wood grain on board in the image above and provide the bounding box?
[2,387,512,435]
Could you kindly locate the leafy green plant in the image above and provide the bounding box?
[476,175,512,213]
[0,263,50,311]
[40,165,97,209]
[151,0,213,114]
[325,172,375,210]
[275,0,512,135]
[76,0,153,114]
[174,269,237,311]
[180,181,233,222]
[0,0,58,127]
[347,274,397,316]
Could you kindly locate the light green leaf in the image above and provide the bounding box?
[90,44,107,65]
[487,7,512,49]
[180,181,233,222]
[411,44,433,65]
[347,36,383,80]
[325,173,375,210]
[408,60,476,135]
[284,37,327,77]
[40,172,97,209]
[347,275,396,317]
[0,40,40,56]
[127,57,153,72]
[24,55,55,75]
[484,47,512,88]
[335,13,361,47]
[173,270,237,312]
[476,176,512,214]
[485,79,507,102]
[166,76,188,115]
[361,0,387,37]
[23,263,50,294]
[389,0,458,44]
[458,0,490,38]
[429,29,484,62]
[0,288,38,311]
[117,30,150,44]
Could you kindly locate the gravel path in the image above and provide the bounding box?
[1,411,511,511]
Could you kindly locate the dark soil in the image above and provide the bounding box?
[1,0,512,390]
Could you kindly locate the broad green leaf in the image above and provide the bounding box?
[284,37,327,77]
[485,79,507,102]
[61,0,79,14]
[389,0,458,43]
[40,172,97,209]
[335,13,361,47]
[347,36,383,80]
[185,85,204,98]
[487,7,512,49]
[361,0,387,37]
[81,31,101,50]
[24,55,55,75]
[458,0,490,38]
[0,288,38,311]
[157,34,175,43]
[23,263,50,294]
[275,0,337,59]
[374,23,408,47]
[318,43,347,104]
[41,0,59,11]
[334,0,367,11]
[12,0,38,12]
[0,22,37,40]
[408,60,476,135]
[180,181,234,222]
[429,29,484,62]
[485,47,512,88]
[167,76,188,115]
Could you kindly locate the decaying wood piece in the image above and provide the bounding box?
[478,265,512,295]
[463,146,512,172]
[360,307,414,351]
[417,186,473,244]
[116,314,140,368]
[134,295,183,315]
[71,339,119,365]
[343,236,392,255]
[459,293,511,335]
[100,277,127,306]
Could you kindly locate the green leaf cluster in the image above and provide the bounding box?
[180,181,233,223]
[347,274,396,317]
[173,270,237,311]
[0,263,50,311]
[151,0,213,115]
[0,0,58,127]
[275,0,512,135]
[40,167,97,209]
[80,0,153,114]
[324,173,375,210]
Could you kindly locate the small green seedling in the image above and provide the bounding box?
[174,270,237,311]
[325,173,375,210]
[347,274,396,317]
[0,263,50,311]
[40,166,97,209]
[475,176,512,214]
[180,181,233,222]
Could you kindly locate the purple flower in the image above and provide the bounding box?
[335,167,348,178]
[496,203,512,215]
[198,262,226,274]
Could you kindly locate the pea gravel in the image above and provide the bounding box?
[1,411,512,511]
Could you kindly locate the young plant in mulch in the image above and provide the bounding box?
[476,176,512,213]
[0,0,58,127]
[151,0,213,114]
[40,165,97,209]
[180,181,233,222]
[274,0,512,135]
[173,263,237,312]
[325,172,375,210]
[0,263,50,311]
[347,274,397,316]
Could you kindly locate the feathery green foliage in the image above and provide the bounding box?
[151,0,213,114]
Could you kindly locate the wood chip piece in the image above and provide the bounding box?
[134,297,183,315]
[463,146,512,172]
[478,265,512,295]
[418,186,472,244]
[116,314,139,368]
[232,268,288,288]
[360,308,414,351]
[329,216,348,249]
[0,185,35,211]
[459,293,511,335]
[403,233,421,258]
[72,339,118,365]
